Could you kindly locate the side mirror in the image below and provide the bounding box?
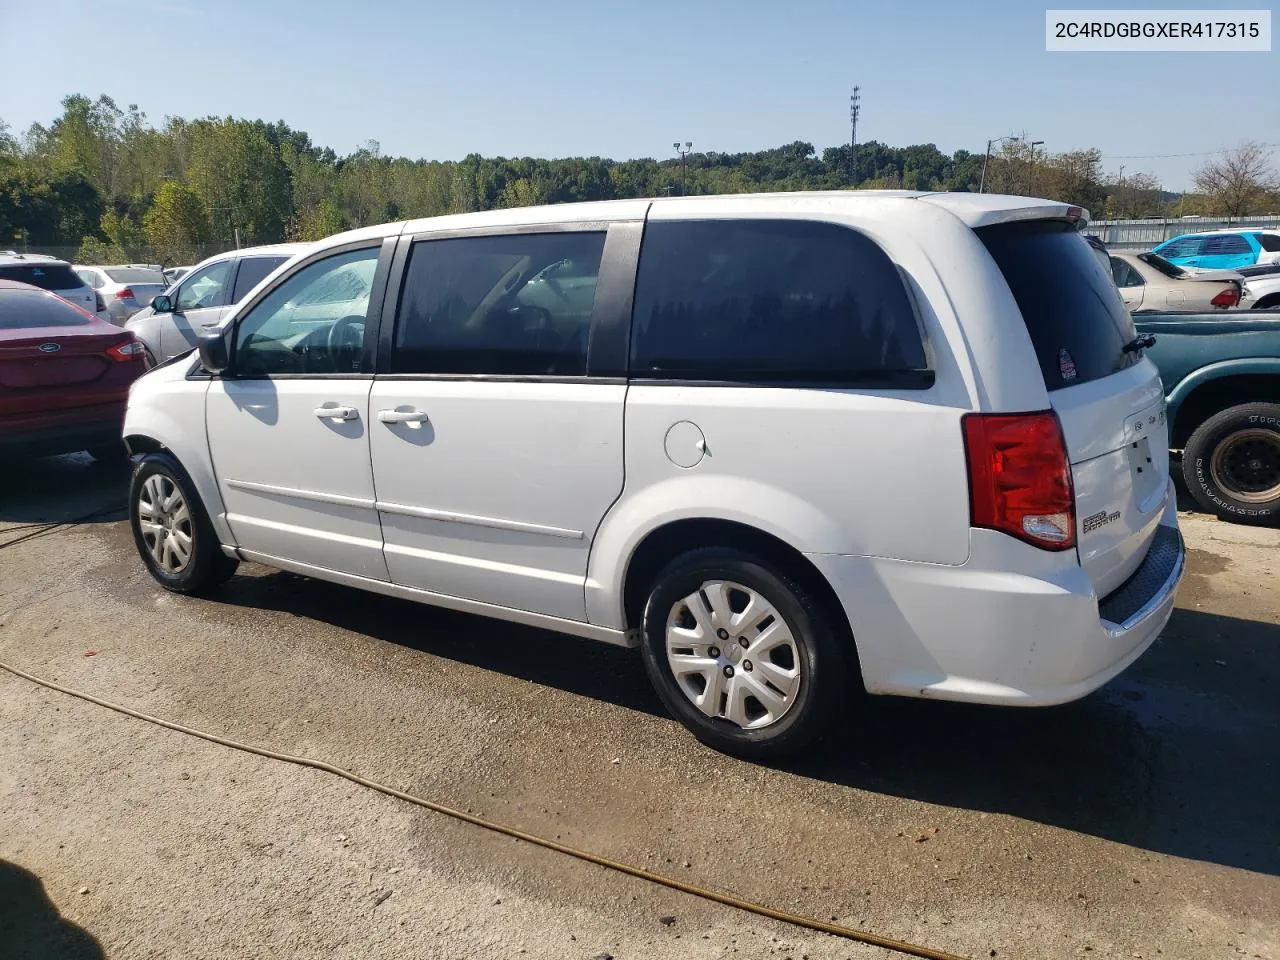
[151,294,173,313]
[196,328,231,374]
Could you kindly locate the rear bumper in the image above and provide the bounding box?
[0,415,125,459]
[808,484,1184,707]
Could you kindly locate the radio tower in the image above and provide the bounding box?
[849,86,861,188]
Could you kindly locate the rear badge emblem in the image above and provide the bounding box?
[1083,509,1121,534]
[38,342,61,353]
[1058,348,1077,382]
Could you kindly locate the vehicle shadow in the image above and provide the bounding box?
[216,570,1280,878]
[0,860,104,959]
[0,455,129,526]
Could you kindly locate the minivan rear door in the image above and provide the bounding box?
[978,220,1171,598]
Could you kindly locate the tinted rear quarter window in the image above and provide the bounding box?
[232,256,287,302]
[977,221,1137,391]
[1254,233,1280,253]
[0,288,92,329]
[629,219,927,384]
[0,263,83,291]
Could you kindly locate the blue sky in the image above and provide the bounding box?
[1,0,1274,189]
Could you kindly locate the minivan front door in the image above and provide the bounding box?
[206,244,390,581]
[368,228,630,622]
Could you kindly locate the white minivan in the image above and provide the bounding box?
[122,192,1184,758]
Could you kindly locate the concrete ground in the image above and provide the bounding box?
[0,454,1277,960]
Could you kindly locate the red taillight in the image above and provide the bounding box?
[114,287,135,300]
[962,411,1076,551]
[1210,287,1240,308]
[106,339,146,363]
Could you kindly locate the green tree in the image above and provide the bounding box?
[143,181,211,264]
[292,198,347,241]
[186,119,292,243]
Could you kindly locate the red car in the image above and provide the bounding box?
[0,279,147,462]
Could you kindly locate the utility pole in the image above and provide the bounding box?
[979,135,1020,193]
[673,141,692,196]
[849,86,861,188]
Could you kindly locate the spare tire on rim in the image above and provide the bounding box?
[1182,401,1280,525]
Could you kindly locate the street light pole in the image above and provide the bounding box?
[1027,140,1044,194]
[849,86,860,187]
[673,141,692,196]
[979,135,1020,193]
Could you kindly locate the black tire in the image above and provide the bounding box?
[1182,402,1280,525]
[86,442,131,466]
[639,547,853,759]
[129,451,238,593]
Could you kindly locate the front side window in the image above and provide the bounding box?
[629,219,927,383]
[1156,237,1203,259]
[233,247,379,376]
[175,260,231,311]
[392,231,605,376]
[232,255,288,302]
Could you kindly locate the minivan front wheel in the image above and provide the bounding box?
[1183,402,1280,525]
[640,548,849,758]
[130,452,238,592]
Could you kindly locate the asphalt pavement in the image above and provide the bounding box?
[1,454,1277,960]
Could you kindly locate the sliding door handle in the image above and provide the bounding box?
[377,408,430,425]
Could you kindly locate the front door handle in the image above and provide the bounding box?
[377,408,430,425]
[314,405,359,421]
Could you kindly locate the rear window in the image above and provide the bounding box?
[0,288,92,329]
[232,256,287,302]
[977,220,1138,391]
[630,219,928,385]
[0,263,83,291]
[104,268,166,284]
[1137,252,1186,278]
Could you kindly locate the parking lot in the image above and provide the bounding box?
[1,455,1277,960]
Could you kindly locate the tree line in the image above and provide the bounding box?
[1,94,1275,267]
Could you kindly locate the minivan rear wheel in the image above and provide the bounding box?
[1183,402,1280,525]
[129,452,238,592]
[639,547,850,759]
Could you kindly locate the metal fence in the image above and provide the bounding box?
[1090,216,1280,251]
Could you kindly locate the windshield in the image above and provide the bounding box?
[105,268,166,284]
[1137,252,1186,278]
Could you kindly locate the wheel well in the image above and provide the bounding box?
[1172,375,1280,447]
[124,434,163,456]
[622,518,856,645]
[1254,293,1280,310]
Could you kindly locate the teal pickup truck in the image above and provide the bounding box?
[1136,312,1280,524]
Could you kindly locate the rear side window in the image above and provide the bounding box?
[1255,233,1280,253]
[104,268,166,284]
[629,219,927,384]
[0,263,83,291]
[1202,233,1252,254]
[392,232,605,376]
[232,256,287,302]
[977,221,1137,391]
[0,288,92,328]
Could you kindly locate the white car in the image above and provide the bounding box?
[125,243,310,364]
[73,264,169,324]
[122,193,1184,758]
[1238,263,1280,310]
[0,252,99,316]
